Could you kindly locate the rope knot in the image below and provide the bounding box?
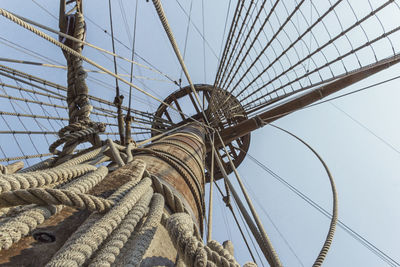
[49,122,105,156]
[113,94,124,106]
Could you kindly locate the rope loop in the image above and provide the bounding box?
[49,122,105,156]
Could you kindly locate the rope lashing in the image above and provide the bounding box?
[146,140,205,183]
[65,12,91,123]
[88,190,153,267]
[133,147,204,230]
[46,164,150,267]
[43,165,146,265]
[207,240,239,266]
[40,8,104,158]
[49,122,105,156]
[116,193,165,266]
[164,213,242,267]
[0,166,108,250]
[0,164,96,194]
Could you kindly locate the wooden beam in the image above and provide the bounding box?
[212,55,400,150]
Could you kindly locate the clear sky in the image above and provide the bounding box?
[0,0,399,266]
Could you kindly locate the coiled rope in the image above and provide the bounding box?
[0,146,251,267]
[0,164,96,194]
[0,166,108,250]
[164,212,241,267]
[88,190,153,267]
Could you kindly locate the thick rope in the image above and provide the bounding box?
[0,188,113,212]
[19,157,55,173]
[243,263,258,267]
[270,124,338,267]
[151,175,202,240]
[56,145,108,167]
[0,166,108,250]
[151,175,186,214]
[207,240,239,266]
[0,164,96,194]
[0,162,24,175]
[46,177,152,267]
[0,161,24,174]
[125,142,135,163]
[118,193,165,267]
[164,213,211,267]
[45,171,145,266]
[107,138,125,167]
[134,147,204,229]
[164,213,241,267]
[49,123,105,156]
[88,190,153,267]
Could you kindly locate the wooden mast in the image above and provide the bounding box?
[0,123,207,266]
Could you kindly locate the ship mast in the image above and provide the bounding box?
[0,0,400,266]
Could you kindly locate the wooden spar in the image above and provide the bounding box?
[130,123,206,265]
[212,54,400,150]
[0,123,206,266]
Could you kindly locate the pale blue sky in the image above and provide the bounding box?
[0,0,399,266]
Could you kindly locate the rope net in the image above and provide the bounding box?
[214,0,400,116]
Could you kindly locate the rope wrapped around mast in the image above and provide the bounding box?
[48,4,104,158]
[0,135,254,267]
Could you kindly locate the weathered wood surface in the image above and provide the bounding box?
[0,124,206,266]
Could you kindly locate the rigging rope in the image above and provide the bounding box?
[126,0,139,145]
[0,8,209,129]
[240,140,400,266]
[213,132,282,266]
[8,10,170,79]
[269,124,338,267]
[107,0,125,144]
[0,133,252,266]
[151,0,209,124]
[213,180,259,265]
[211,138,281,266]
